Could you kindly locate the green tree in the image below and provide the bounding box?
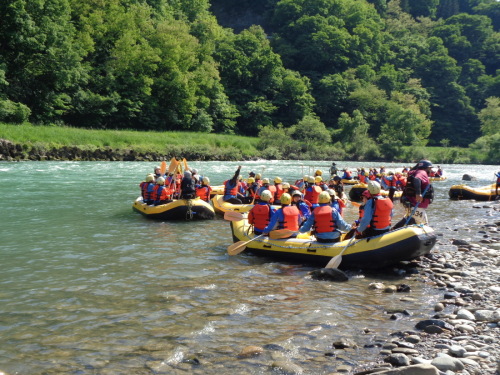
[478,96,500,136]
[289,116,330,151]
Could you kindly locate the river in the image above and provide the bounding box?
[0,161,498,374]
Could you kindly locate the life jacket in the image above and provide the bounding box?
[369,173,376,180]
[359,174,366,183]
[196,185,211,201]
[153,185,170,203]
[312,205,336,233]
[382,176,396,188]
[304,185,322,204]
[248,204,272,230]
[344,170,352,178]
[224,179,239,197]
[370,196,393,229]
[267,185,277,203]
[274,183,284,200]
[278,205,300,230]
[140,181,149,198]
[144,183,156,202]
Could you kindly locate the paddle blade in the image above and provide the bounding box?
[167,158,178,174]
[183,158,188,172]
[227,241,247,255]
[325,255,342,269]
[160,161,167,175]
[224,211,244,222]
[350,201,361,207]
[269,229,297,239]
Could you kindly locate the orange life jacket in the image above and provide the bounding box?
[153,185,171,202]
[143,182,156,201]
[359,174,366,183]
[196,185,211,201]
[248,204,272,230]
[383,176,396,187]
[140,181,149,198]
[370,196,393,229]
[224,179,239,197]
[279,206,300,230]
[304,185,322,204]
[312,205,336,233]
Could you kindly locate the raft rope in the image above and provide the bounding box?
[186,199,194,220]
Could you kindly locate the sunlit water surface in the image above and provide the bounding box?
[0,161,498,374]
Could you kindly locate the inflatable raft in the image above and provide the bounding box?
[340,179,359,185]
[349,183,402,202]
[448,183,498,201]
[211,194,255,216]
[229,219,437,269]
[133,197,215,220]
[430,176,447,182]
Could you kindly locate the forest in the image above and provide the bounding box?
[0,0,499,162]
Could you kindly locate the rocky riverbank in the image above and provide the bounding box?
[350,209,500,375]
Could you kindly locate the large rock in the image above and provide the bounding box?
[309,268,349,282]
[361,363,440,374]
[462,174,477,181]
[431,354,465,372]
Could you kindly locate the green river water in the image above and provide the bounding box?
[0,161,498,374]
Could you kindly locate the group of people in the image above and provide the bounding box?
[140,165,212,205]
[245,159,435,242]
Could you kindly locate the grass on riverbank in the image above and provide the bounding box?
[0,122,260,156]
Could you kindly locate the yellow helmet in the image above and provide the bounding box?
[247,177,255,183]
[282,182,290,189]
[318,191,331,204]
[303,175,309,181]
[262,178,270,184]
[238,175,243,180]
[367,181,381,195]
[315,169,322,176]
[274,177,282,183]
[315,176,322,183]
[280,193,292,205]
[260,190,273,202]
[307,176,315,183]
[156,177,165,185]
[146,174,155,182]
[255,173,262,179]
[202,176,210,185]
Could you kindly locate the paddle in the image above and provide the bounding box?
[160,160,167,175]
[227,234,265,255]
[268,229,299,239]
[183,158,188,172]
[325,236,356,269]
[224,211,244,221]
[404,185,430,226]
[167,158,178,174]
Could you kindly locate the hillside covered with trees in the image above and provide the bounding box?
[1,0,499,162]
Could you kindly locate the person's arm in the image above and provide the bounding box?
[357,200,374,233]
[263,209,282,234]
[333,209,352,232]
[299,212,315,232]
[229,166,242,185]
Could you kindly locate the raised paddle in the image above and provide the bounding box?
[227,234,265,255]
[167,158,178,174]
[160,160,167,175]
[224,211,245,221]
[183,158,189,172]
[325,236,356,269]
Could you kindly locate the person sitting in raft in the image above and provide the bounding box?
[329,162,338,177]
[223,166,243,204]
[248,190,275,235]
[153,166,164,181]
[153,177,173,205]
[329,176,344,199]
[345,189,372,239]
[291,190,311,223]
[327,189,346,216]
[195,176,212,202]
[355,181,393,239]
[314,169,323,178]
[341,168,353,180]
[295,175,308,192]
[381,171,397,202]
[299,191,351,243]
[141,174,156,205]
[256,178,275,203]
[436,166,443,177]
[273,177,284,202]
[180,170,196,199]
[304,176,322,207]
[262,193,301,237]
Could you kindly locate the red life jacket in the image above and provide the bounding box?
[143,183,156,201]
[196,186,211,201]
[383,176,396,187]
[248,204,272,230]
[312,205,336,233]
[370,196,393,229]
[359,175,366,183]
[304,185,322,204]
[140,181,149,198]
[153,185,170,202]
[274,184,284,200]
[279,205,300,230]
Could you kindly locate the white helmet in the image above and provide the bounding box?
[367,181,381,195]
[260,190,273,202]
